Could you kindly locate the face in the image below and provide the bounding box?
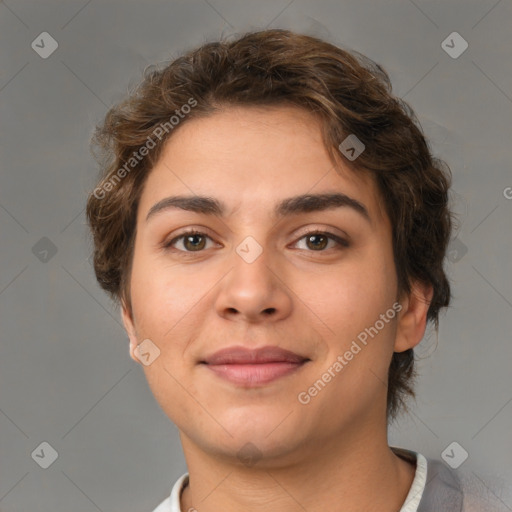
[121,105,425,467]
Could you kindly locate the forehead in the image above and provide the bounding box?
[137,105,388,225]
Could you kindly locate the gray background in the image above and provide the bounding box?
[1,1,511,511]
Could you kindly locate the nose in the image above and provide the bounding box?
[214,246,293,323]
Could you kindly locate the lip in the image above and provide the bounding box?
[202,345,308,365]
[200,345,310,387]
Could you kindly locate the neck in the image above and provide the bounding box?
[178,424,416,512]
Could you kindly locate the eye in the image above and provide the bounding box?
[163,230,216,252]
[292,230,349,251]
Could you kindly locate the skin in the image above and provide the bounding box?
[121,105,433,512]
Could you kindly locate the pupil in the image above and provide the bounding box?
[186,235,205,250]
[308,234,327,250]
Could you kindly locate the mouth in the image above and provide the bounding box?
[200,345,310,387]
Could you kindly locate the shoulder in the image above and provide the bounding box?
[457,468,511,512]
[422,457,511,512]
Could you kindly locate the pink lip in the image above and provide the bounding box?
[201,346,309,387]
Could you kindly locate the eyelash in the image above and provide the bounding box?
[162,229,349,254]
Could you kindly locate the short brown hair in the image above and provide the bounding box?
[86,29,453,423]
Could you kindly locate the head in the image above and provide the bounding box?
[86,29,452,461]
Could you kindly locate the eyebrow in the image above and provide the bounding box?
[145,193,371,224]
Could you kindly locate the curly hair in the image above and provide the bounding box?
[86,29,453,423]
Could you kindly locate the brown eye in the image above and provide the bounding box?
[305,233,329,250]
[294,230,349,252]
[182,233,206,251]
[164,230,214,252]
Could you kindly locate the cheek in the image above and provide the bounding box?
[295,247,398,391]
[130,259,206,421]
[129,251,204,342]
[299,256,395,330]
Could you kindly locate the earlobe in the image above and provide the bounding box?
[394,281,434,353]
[120,299,140,363]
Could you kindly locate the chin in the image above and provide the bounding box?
[225,420,306,459]
[218,434,305,469]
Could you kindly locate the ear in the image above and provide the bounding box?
[121,298,140,364]
[394,280,434,353]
